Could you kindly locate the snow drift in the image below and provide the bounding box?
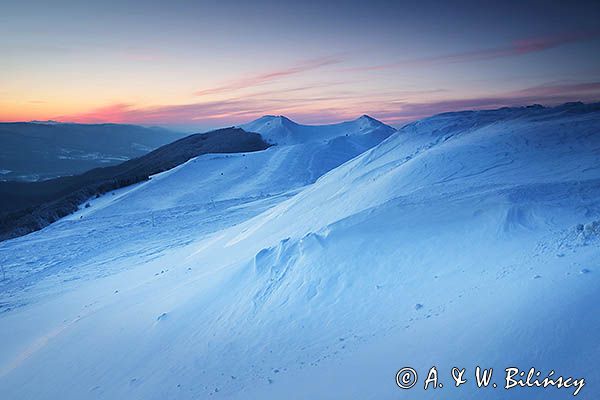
[0,104,599,399]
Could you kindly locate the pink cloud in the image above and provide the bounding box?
[371,82,600,124]
[194,56,341,96]
[55,81,600,129]
[55,99,299,127]
[346,30,600,72]
[512,30,600,54]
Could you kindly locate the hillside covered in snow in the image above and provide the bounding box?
[0,104,598,399]
[0,128,271,241]
[240,114,396,145]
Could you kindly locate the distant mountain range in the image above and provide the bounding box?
[0,122,187,181]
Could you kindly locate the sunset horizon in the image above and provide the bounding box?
[2,1,599,131]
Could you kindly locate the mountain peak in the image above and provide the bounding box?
[258,115,294,122]
[356,114,387,125]
[240,114,395,146]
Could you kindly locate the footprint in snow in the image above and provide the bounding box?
[157,312,168,321]
[415,303,423,310]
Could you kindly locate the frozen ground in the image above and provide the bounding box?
[0,106,598,399]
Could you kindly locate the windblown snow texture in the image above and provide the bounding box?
[0,105,598,399]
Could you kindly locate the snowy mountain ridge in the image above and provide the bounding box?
[240,114,396,145]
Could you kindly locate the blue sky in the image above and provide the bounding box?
[1,0,599,130]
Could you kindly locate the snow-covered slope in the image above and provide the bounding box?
[0,116,394,303]
[0,104,599,399]
[240,114,396,145]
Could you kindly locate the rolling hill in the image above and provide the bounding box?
[240,114,396,145]
[0,128,269,240]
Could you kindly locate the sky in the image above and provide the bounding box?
[1,0,600,131]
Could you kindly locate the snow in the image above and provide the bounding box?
[0,105,599,399]
[240,114,396,145]
[0,117,395,310]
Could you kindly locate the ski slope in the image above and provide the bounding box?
[0,104,599,399]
